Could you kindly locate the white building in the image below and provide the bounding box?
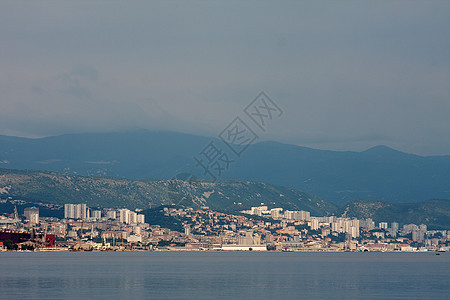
[137,214,145,224]
[309,218,319,230]
[127,235,142,243]
[129,211,137,225]
[119,209,130,224]
[118,209,145,225]
[379,222,388,230]
[64,204,89,220]
[106,210,116,220]
[92,210,102,220]
[24,207,39,224]
[270,208,283,219]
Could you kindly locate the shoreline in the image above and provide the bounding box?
[2,248,447,253]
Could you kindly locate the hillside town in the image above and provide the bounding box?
[1,199,449,253]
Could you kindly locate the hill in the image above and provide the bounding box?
[0,168,337,216]
[1,167,449,229]
[342,199,450,230]
[0,130,449,204]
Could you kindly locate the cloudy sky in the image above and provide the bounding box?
[1,1,449,155]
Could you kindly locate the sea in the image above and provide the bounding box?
[0,251,448,300]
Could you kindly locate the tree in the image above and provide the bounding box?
[20,244,34,251]
[3,240,18,250]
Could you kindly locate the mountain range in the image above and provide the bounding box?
[0,168,337,216]
[0,167,448,229]
[0,130,449,205]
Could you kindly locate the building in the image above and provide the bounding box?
[363,218,375,230]
[270,208,283,219]
[412,230,425,242]
[237,230,261,246]
[64,204,74,219]
[391,222,399,232]
[119,209,130,224]
[106,210,116,220]
[379,222,388,230]
[137,214,145,224]
[129,211,138,225]
[184,224,191,236]
[24,207,39,224]
[118,209,145,225]
[92,210,102,220]
[220,245,267,251]
[309,218,319,230]
[251,206,268,216]
[64,204,89,220]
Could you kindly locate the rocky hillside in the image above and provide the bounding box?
[0,168,338,216]
[342,199,450,230]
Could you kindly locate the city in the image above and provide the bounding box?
[1,199,448,253]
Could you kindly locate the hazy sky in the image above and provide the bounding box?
[1,1,449,155]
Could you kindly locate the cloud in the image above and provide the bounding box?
[71,65,99,82]
[60,84,92,100]
[0,2,449,155]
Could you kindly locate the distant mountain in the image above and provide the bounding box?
[0,168,338,216]
[229,142,450,205]
[342,199,450,230]
[0,131,209,179]
[0,130,449,205]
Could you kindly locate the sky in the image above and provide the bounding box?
[1,1,449,156]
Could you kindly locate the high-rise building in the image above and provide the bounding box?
[24,207,39,224]
[349,226,359,238]
[64,204,89,220]
[119,209,130,224]
[412,230,425,242]
[391,222,399,232]
[389,222,399,237]
[184,224,191,236]
[106,210,116,220]
[137,214,145,224]
[379,222,388,230]
[298,210,311,221]
[364,218,375,230]
[129,211,137,225]
[270,208,283,219]
[74,204,87,219]
[92,210,102,220]
[309,218,319,230]
[64,204,74,219]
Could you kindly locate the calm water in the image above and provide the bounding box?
[0,251,448,299]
